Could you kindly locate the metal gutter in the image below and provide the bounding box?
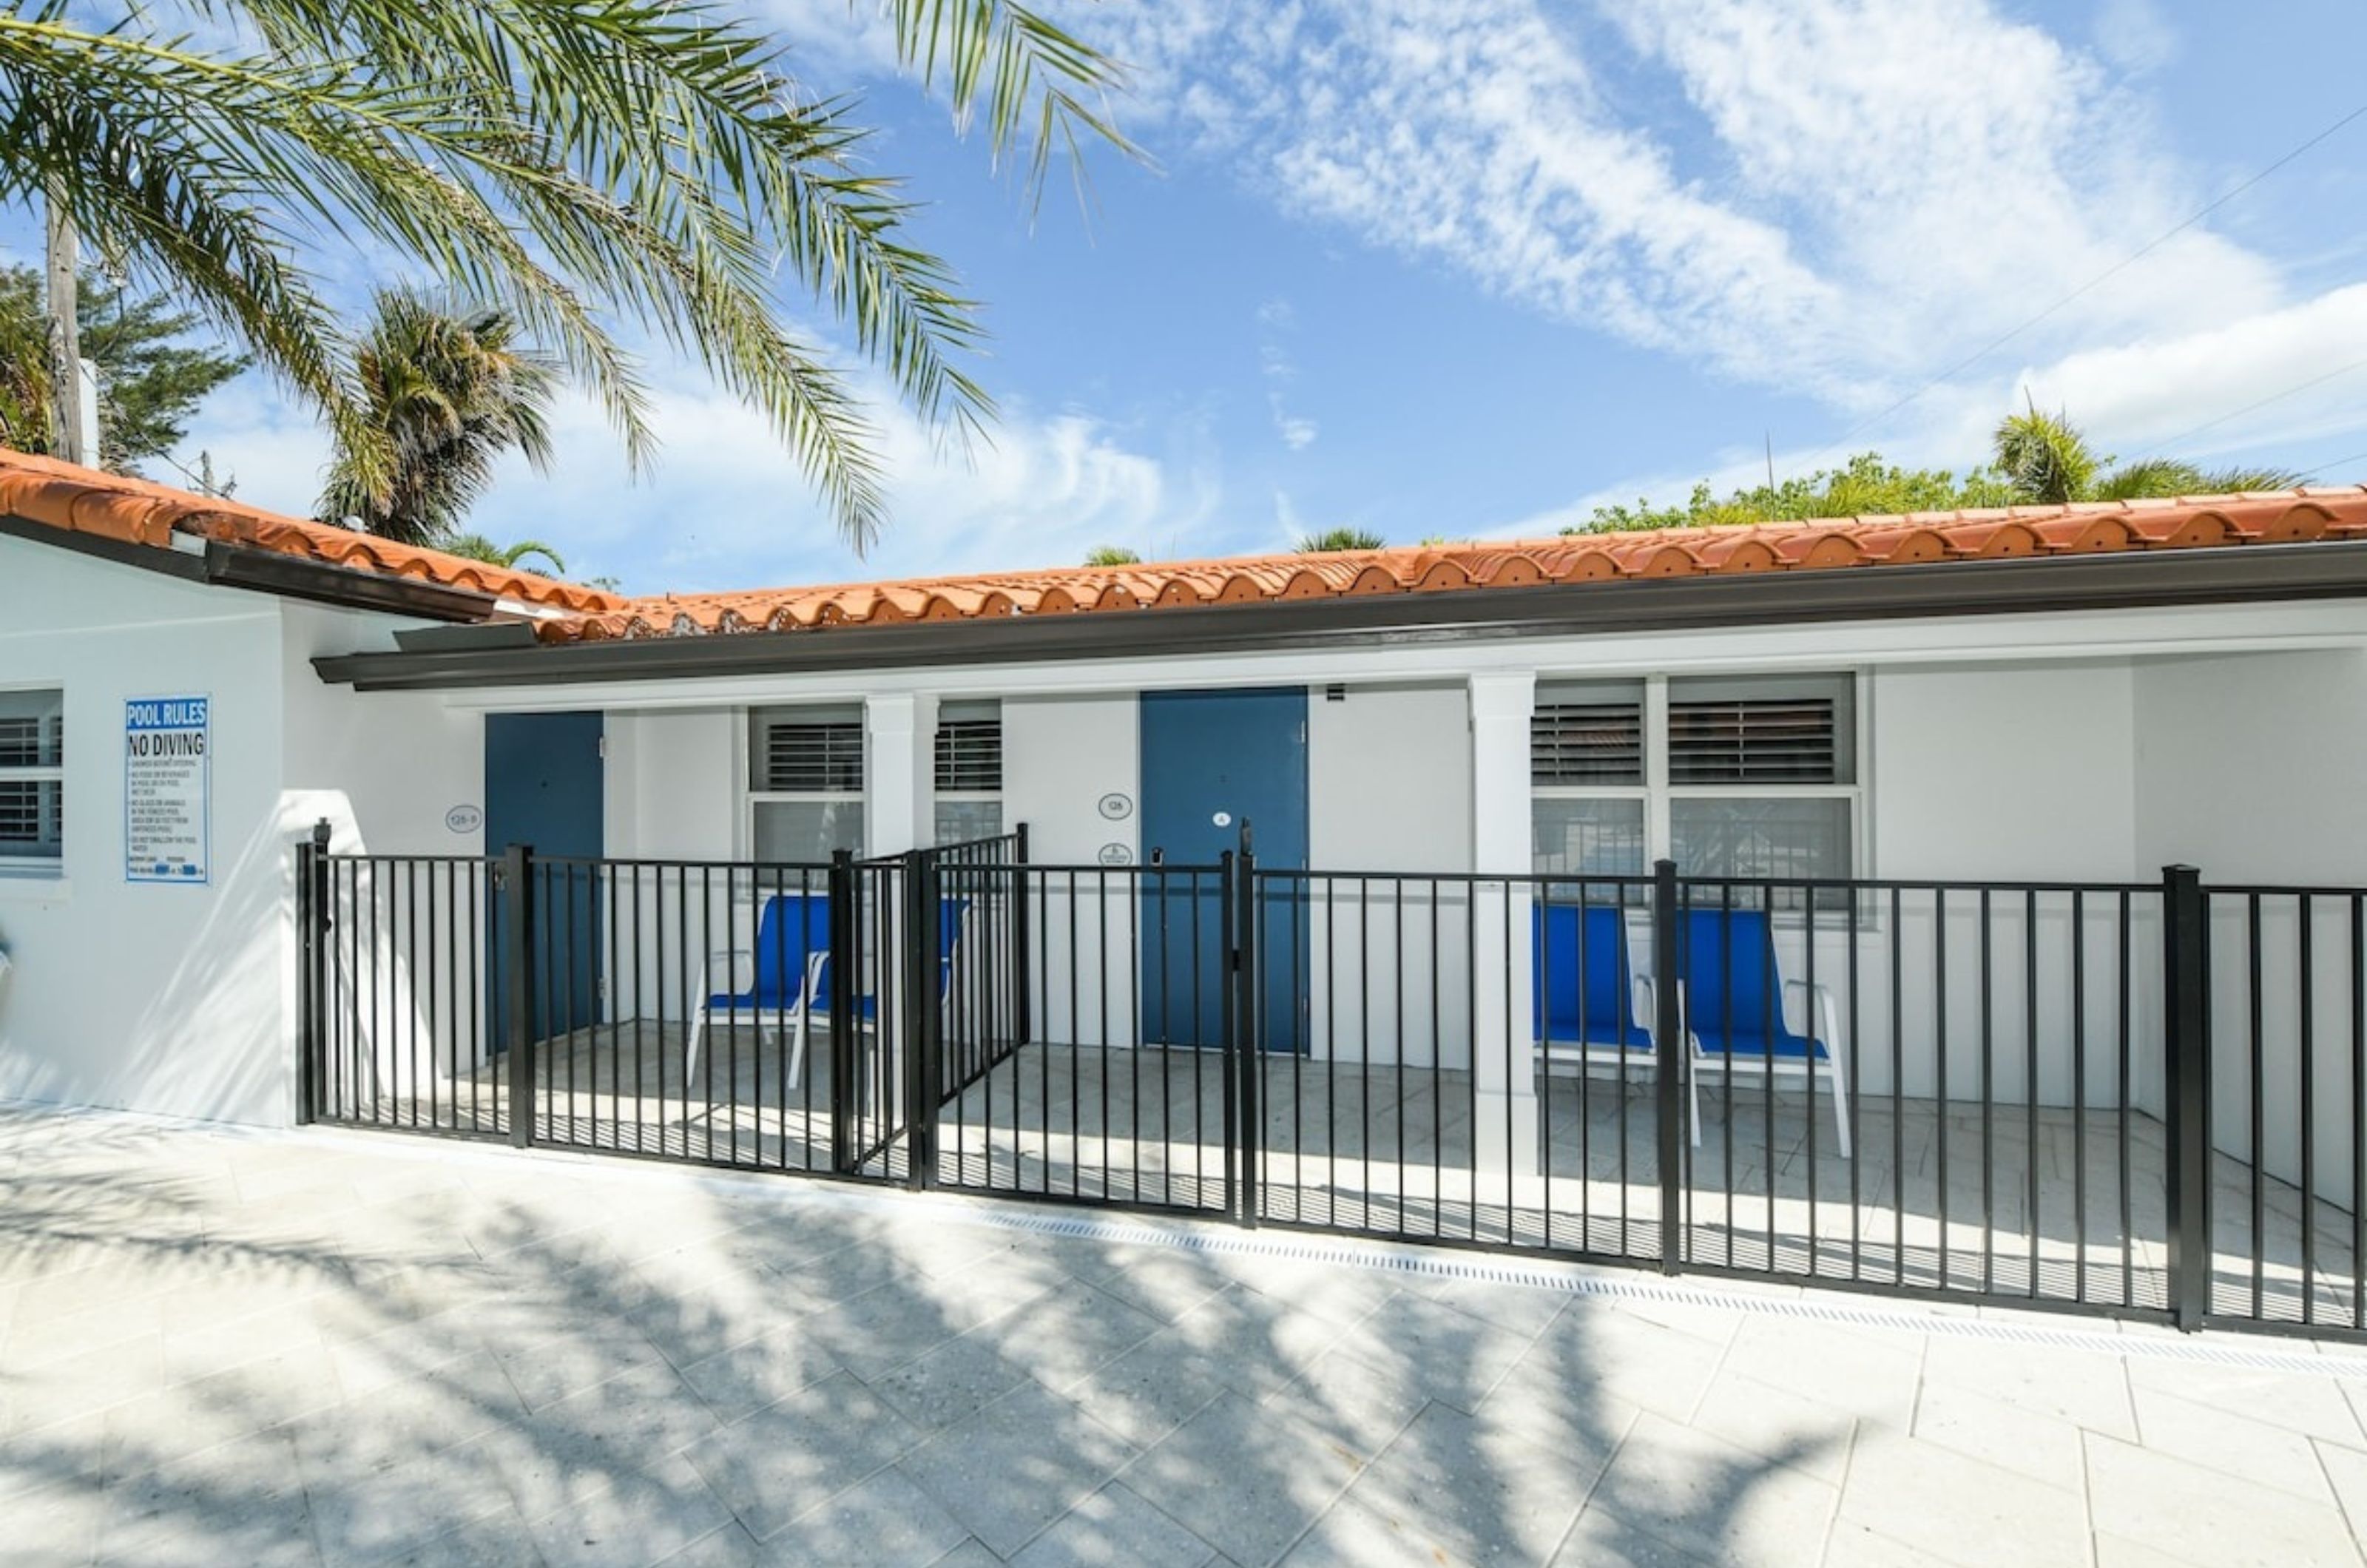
[2,509,508,623]
[312,540,2367,692]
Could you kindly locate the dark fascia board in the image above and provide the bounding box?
[314,539,2367,692]
[2,510,505,623]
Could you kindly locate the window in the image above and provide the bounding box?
[1530,682,1646,888]
[0,689,63,872]
[933,700,1003,845]
[748,705,865,862]
[1533,674,1860,899]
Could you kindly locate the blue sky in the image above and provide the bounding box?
[122,0,2367,592]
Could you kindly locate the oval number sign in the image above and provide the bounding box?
[1097,792,1133,821]
[1097,842,1134,867]
[445,804,484,835]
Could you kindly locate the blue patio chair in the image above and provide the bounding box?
[1678,907,1851,1158]
[1532,902,1655,1064]
[686,893,971,1089]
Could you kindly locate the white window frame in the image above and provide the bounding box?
[931,700,1004,848]
[1533,672,1868,910]
[743,704,866,864]
[0,685,64,879]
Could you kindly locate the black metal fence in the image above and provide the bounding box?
[295,822,2367,1339]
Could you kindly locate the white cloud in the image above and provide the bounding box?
[2093,0,2179,75]
[1093,0,2283,410]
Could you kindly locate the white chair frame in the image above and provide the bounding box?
[1678,977,1852,1159]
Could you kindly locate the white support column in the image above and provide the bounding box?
[1469,672,1541,1192]
[864,694,935,856]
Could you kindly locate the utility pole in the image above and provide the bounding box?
[44,180,87,467]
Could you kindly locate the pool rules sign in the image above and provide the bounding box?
[125,696,210,884]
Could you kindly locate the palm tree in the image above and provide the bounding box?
[437,533,567,575]
[1993,403,2306,504]
[1082,544,1141,566]
[1297,527,1387,552]
[319,289,557,544]
[1992,402,2103,506]
[1,1,1127,549]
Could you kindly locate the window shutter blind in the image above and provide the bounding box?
[760,720,864,792]
[1531,701,1644,785]
[934,719,1002,792]
[1668,696,1838,784]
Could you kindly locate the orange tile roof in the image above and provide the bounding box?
[561,489,2367,643]
[7,444,2366,644]
[0,447,621,614]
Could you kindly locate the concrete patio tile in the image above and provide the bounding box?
[1839,1420,2089,1568]
[1279,1488,1484,1568]
[1546,1502,1721,1567]
[2130,1384,2334,1502]
[1320,1291,1541,1416]
[2314,1439,2367,1541]
[1050,1241,1232,1325]
[1,1474,109,1568]
[1718,1317,1922,1430]
[1510,1300,1727,1425]
[1008,1480,1220,1568]
[1818,1520,1963,1568]
[675,1321,846,1426]
[1586,1410,1838,1568]
[481,1317,672,1413]
[93,1426,314,1567]
[1164,1285,1351,1402]
[977,1278,1167,1394]
[1345,1392,1628,1566]
[2087,1432,2362,1568]
[753,1464,970,1568]
[379,1506,547,1568]
[1118,1390,1362,1568]
[1906,1377,2086,1494]
[871,1322,1039,1431]
[1055,1324,1234,1450]
[1687,1370,1859,1485]
[1919,1334,2135,1441]
[527,1358,726,1478]
[797,1277,1008,1383]
[523,1450,737,1568]
[682,1371,927,1542]
[931,1542,1010,1568]
[2124,1358,2367,1450]
[649,1521,766,1567]
[899,1382,1140,1558]
[2090,1532,2204,1568]
[1229,1254,1403,1330]
[1257,1347,1428,1465]
[305,1435,518,1568]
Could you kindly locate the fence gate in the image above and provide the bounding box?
[930,851,1237,1218]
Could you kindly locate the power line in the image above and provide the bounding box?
[2299,446,2367,482]
[2142,355,2367,454]
[1801,100,2367,468]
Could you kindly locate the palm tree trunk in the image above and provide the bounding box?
[44,181,86,465]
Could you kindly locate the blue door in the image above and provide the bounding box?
[1139,688,1309,1051]
[486,712,604,1044]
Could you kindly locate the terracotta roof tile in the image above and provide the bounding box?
[550,488,2367,644]
[0,448,621,615]
[6,445,2363,648]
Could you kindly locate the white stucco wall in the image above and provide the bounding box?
[1003,694,1140,1047]
[2135,649,2367,1198]
[0,541,292,1122]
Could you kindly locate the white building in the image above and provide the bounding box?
[5,450,2366,1329]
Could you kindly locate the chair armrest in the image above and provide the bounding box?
[1783,978,1842,1052]
[1632,973,1657,1029]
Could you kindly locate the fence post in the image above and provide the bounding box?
[2163,864,2211,1331]
[905,848,942,1192]
[1013,822,1033,1049]
[1652,859,1684,1275]
[294,820,332,1125]
[502,842,537,1149]
[828,851,859,1175]
[1229,845,1261,1228]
